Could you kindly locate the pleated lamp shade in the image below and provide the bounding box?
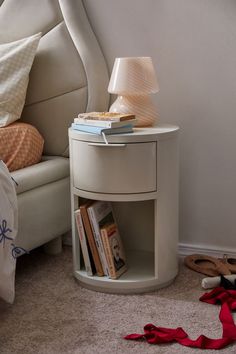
[108,57,159,95]
[108,57,160,127]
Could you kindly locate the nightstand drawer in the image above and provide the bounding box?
[71,140,157,194]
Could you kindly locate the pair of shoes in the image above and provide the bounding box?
[219,254,236,274]
[184,254,232,277]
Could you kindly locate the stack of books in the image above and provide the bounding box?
[71,112,136,143]
[74,200,127,280]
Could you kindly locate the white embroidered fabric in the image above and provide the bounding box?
[0,160,18,303]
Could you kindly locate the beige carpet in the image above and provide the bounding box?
[0,246,235,354]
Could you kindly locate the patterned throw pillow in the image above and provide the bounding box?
[0,33,41,127]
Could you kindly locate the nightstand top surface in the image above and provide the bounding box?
[69,124,179,143]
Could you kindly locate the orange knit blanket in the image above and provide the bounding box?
[0,122,44,172]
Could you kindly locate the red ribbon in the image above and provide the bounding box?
[124,287,236,349]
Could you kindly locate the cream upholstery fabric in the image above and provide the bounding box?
[0,0,109,254]
[11,156,69,194]
[0,33,41,127]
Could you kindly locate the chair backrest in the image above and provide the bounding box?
[0,0,110,156]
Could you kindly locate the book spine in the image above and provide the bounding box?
[87,207,110,276]
[101,229,117,279]
[71,123,101,134]
[80,205,104,276]
[74,118,112,128]
[74,209,93,276]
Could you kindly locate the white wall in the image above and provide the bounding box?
[83,0,236,254]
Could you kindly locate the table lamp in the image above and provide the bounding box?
[108,57,159,127]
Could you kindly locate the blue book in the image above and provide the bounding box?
[71,123,133,135]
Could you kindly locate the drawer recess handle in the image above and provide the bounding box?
[88,143,127,147]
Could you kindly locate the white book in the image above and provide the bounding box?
[87,201,115,276]
[74,209,93,276]
[73,118,137,128]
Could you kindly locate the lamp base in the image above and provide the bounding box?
[109,95,159,127]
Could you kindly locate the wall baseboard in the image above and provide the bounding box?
[178,243,236,259]
[62,235,236,259]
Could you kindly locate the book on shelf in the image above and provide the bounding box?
[80,202,104,277]
[77,112,135,122]
[74,117,137,128]
[74,209,95,276]
[87,201,116,276]
[101,223,127,279]
[71,123,133,135]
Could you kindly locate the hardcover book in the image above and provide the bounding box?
[87,201,116,276]
[74,209,94,276]
[74,117,137,128]
[101,223,127,279]
[77,112,135,122]
[80,202,104,277]
[71,123,133,135]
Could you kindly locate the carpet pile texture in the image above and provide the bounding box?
[0,246,235,353]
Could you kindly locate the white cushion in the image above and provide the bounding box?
[0,33,41,127]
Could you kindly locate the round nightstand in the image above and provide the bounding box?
[69,125,179,293]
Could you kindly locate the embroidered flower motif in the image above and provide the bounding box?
[11,244,28,259]
[0,219,13,246]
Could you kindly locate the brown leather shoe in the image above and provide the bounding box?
[184,254,231,277]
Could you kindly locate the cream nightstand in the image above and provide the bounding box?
[69,125,179,294]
